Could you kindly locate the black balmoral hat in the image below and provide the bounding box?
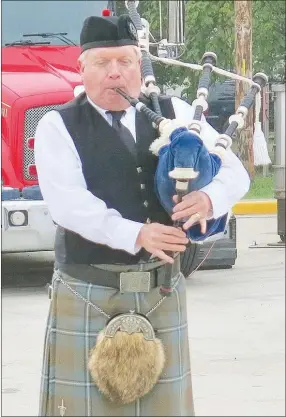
[80,14,139,52]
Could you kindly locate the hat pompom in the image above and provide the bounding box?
[102,8,111,17]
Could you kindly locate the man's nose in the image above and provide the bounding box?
[107,60,121,79]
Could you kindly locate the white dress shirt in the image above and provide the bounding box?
[34,96,250,255]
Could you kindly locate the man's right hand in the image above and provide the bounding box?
[135,223,189,264]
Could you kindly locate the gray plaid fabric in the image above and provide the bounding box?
[39,270,195,416]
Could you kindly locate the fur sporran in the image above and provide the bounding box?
[88,312,165,404]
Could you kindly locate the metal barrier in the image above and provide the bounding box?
[272,84,285,242]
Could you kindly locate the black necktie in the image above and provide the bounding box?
[107,110,137,158]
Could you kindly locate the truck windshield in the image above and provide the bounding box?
[2,0,109,46]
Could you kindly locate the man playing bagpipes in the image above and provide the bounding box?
[35,12,253,416]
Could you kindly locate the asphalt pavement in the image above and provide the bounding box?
[1,215,285,416]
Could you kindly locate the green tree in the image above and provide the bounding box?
[252,0,285,81]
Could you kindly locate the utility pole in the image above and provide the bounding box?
[234,0,254,178]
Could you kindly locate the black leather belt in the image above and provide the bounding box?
[55,255,180,292]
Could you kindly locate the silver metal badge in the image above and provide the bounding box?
[120,271,151,293]
[58,399,66,416]
[104,311,155,341]
[128,21,138,40]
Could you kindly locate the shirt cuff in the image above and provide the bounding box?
[200,182,229,219]
[107,218,144,255]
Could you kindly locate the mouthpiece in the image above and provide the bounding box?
[114,88,139,106]
[114,88,165,127]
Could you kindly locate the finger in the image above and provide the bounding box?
[158,235,189,245]
[164,235,189,244]
[200,218,207,234]
[157,243,187,252]
[157,225,187,238]
[172,194,186,204]
[173,196,197,213]
[182,213,202,230]
[152,249,174,264]
[172,204,200,221]
[173,192,199,205]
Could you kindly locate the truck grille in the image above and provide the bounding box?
[23,105,61,180]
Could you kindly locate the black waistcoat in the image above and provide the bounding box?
[55,93,175,265]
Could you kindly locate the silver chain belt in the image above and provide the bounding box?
[53,270,180,319]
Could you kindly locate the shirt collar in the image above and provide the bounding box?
[86,95,134,120]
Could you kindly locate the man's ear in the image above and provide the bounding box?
[77,59,84,75]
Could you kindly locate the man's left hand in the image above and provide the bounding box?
[172,191,213,233]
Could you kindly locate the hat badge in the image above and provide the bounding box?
[127,20,138,40]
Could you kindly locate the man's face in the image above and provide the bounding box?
[79,46,142,110]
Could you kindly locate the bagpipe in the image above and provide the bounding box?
[117,1,269,241]
[117,1,271,295]
[115,67,268,241]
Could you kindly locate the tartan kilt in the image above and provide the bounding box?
[39,269,195,416]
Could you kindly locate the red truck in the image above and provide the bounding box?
[2,0,109,252]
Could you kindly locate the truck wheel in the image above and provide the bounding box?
[181,243,200,278]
